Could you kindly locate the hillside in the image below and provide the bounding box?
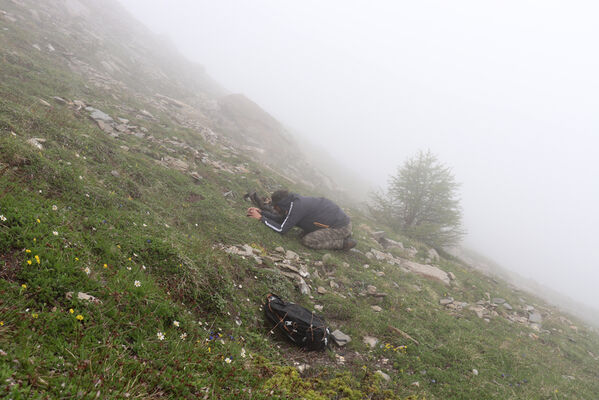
[1,1,599,399]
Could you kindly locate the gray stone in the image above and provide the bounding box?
[403,261,451,285]
[110,170,120,178]
[371,305,383,312]
[329,280,340,289]
[367,285,377,295]
[503,303,513,310]
[298,278,310,295]
[314,305,323,312]
[317,286,327,295]
[492,298,506,305]
[26,137,46,150]
[363,336,379,348]
[275,246,285,254]
[375,370,391,382]
[86,107,113,123]
[528,311,542,324]
[285,250,299,261]
[439,298,454,306]
[331,329,351,346]
[52,96,67,105]
[448,272,456,280]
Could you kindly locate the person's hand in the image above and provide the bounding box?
[246,207,262,220]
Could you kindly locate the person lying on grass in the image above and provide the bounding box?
[246,190,357,250]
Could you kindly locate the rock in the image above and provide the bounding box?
[473,369,479,376]
[162,157,189,171]
[363,336,379,348]
[110,170,120,178]
[329,280,339,289]
[528,311,542,324]
[66,291,102,304]
[370,249,389,261]
[314,305,323,312]
[331,330,351,346]
[375,370,390,382]
[73,100,86,109]
[503,303,513,310]
[411,381,420,387]
[285,250,299,261]
[371,305,383,312]
[365,252,374,259]
[275,246,285,254]
[363,264,370,269]
[317,286,327,295]
[402,261,451,285]
[38,98,52,107]
[492,298,506,305]
[26,137,46,150]
[427,248,440,261]
[296,364,310,374]
[374,271,385,277]
[447,272,456,280]
[342,262,349,268]
[366,285,377,295]
[52,96,67,105]
[439,298,454,306]
[322,254,333,264]
[298,278,310,295]
[190,172,203,182]
[469,305,487,319]
[86,107,113,123]
[120,145,129,152]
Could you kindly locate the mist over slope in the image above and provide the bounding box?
[2,0,599,398]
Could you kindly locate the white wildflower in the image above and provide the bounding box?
[84,267,91,275]
[126,266,132,271]
[134,280,141,287]
[157,332,165,341]
[173,320,180,327]
[52,205,58,211]
[224,357,232,364]
[52,231,58,236]
[0,215,6,222]
[180,332,187,340]
[240,348,246,358]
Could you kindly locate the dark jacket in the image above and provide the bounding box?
[261,193,350,234]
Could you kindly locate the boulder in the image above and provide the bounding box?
[402,261,451,285]
[528,311,542,324]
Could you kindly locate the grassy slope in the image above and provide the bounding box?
[1,3,599,400]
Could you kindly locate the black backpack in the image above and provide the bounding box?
[264,293,329,351]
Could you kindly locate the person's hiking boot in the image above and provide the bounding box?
[342,237,357,251]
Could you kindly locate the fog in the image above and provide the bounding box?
[120,1,599,309]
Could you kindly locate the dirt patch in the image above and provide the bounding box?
[186,193,205,203]
[0,250,22,282]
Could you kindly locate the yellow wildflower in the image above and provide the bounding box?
[103,263,108,269]
[69,309,74,314]
[76,314,84,321]
[21,284,27,289]
[0,321,4,326]
[35,255,40,264]
[32,313,39,319]
[75,257,79,261]
[25,249,31,253]
[27,260,32,265]
[36,218,41,223]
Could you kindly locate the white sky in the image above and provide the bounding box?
[119,0,599,308]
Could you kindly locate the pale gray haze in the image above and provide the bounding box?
[120,1,599,308]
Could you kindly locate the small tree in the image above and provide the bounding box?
[370,150,464,248]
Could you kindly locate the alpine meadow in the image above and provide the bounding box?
[1,1,599,399]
